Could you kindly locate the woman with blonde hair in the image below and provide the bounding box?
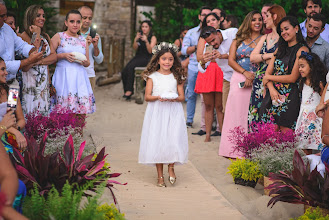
[249,5,286,125]
[20,5,57,116]
[219,11,263,158]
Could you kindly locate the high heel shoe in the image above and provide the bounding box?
[168,165,176,185]
[157,176,166,187]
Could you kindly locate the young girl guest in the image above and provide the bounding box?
[295,52,327,154]
[260,16,309,132]
[219,11,262,158]
[138,42,188,187]
[20,5,57,116]
[51,10,95,115]
[249,5,285,125]
[121,21,157,100]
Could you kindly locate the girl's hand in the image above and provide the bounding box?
[65,53,76,62]
[135,32,141,40]
[29,25,41,34]
[0,110,16,129]
[15,132,27,151]
[316,101,328,118]
[263,75,270,87]
[81,59,90,67]
[269,87,280,102]
[158,97,169,102]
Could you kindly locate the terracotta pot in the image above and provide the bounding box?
[264,176,277,197]
[304,205,329,216]
[234,177,258,188]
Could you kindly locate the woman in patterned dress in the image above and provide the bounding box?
[260,16,309,131]
[20,5,57,116]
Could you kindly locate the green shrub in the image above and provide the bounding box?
[97,203,125,220]
[227,158,263,182]
[293,207,329,220]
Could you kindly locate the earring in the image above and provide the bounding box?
[296,31,298,34]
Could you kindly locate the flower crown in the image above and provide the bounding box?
[152,42,179,55]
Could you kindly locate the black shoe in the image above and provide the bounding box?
[211,131,221,136]
[186,122,193,128]
[125,94,132,101]
[212,126,216,131]
[192,130,206,136]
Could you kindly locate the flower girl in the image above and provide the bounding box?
[138,42,188,187]
[295,52,327,154]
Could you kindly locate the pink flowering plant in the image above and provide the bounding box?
[25,107,86,155]
[229,122,296,158]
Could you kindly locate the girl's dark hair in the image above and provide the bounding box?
[62,9,82,33]
[224,14,239,28]
[139,20,153,37]
[276,16,307,59]
[142,49,187,85]
[299,52,327,94]
[201,12,220,31]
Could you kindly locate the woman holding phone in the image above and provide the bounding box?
[219,11,262,158]
[121,20,157,100]
[20,5,57,116]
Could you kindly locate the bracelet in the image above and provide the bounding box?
[242,70,246,75]
[195,45,197,51]
[322,134,329,143]
[261,54,265,61]
[0,125,7,131]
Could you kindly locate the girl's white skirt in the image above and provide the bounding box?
[139,101,188,166]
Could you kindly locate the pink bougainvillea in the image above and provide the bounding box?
[25,106,86,141]
[229,122,296,158]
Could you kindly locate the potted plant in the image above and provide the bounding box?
[250,142,306,196]
[229,122,295,158]
[266,150,329,213]
[227,158,263,188]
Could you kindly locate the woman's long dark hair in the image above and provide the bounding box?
[62,9,82,34]
[139,20,153,37]
[276,16,307,59]
[201,12,220,31]
[299,52,327,94]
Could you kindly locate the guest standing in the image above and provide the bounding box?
[219,11,262,158]
[260,16,309,132]
[20,5,57,116]
[249,5,286,125]
[51,10,95,114]
[121,20,156,100]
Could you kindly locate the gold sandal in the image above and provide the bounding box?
[157,176,166,187]
[168,165,176,185]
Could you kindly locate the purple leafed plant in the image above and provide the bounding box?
[10,133,126,204]
[24,106,86,141]
[229,122,296,158]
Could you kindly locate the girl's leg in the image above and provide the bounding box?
[214,92,224,131]
[203,92,215,142]
[156,164,164,185]
[168,163,176,178]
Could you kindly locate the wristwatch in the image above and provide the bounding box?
[199,60,204,66]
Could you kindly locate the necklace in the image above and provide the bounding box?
[268,33,278,45]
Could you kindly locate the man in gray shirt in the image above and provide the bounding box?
[306,13,329,69]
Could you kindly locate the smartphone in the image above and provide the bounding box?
[238,81,245,88]
[31,32,37,44]
[90,25,97,38]
[205,45,213,53]
[139,30,143,36]
[7,86,19,109]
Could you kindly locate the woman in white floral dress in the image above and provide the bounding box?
[20,5,57,116]
[51,9,95,114]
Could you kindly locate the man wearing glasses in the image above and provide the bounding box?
[181,6,211,128]
[0,0,43,81]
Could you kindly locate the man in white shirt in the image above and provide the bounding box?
[299,0,329,43]
[197,26,237,137]
[79,6,104,91]
[0,0,43,81]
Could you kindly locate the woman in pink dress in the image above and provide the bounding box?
[219,11,262,158]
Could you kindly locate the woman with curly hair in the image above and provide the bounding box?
[139,42,188,187]
[295,52,327,153]
[219,11,263,158]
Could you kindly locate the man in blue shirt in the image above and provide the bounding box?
[181,6,211,128]
[0,0,43,81]
[299,0,329,43]
[79,6,104,91]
